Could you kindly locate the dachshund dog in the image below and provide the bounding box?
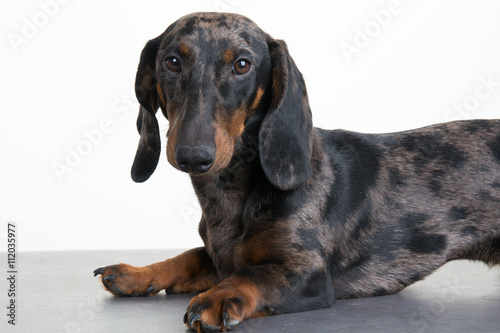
[94,12,500,332]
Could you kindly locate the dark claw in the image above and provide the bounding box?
[188,312,201,326]
[102,275,116,286]
[101,275,126,296]
[222,312,229,328]
[183,312,188,324]
[93,267,105,277]
[222,312,240,330]
[201,322,222,332]
[145,285,154,296]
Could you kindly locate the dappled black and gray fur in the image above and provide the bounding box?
[95,12,500,332]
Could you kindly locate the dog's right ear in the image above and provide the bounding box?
[131,34,164,183]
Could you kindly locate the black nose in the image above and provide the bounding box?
[175,145,215,174]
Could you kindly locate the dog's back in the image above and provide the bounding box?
[317,119,500,298]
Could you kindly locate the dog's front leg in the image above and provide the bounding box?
[184,264,334,332]
[94,247,219,296]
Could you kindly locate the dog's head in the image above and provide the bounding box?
[132,12,312,191]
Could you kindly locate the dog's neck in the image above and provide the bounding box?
[190,131,262,220]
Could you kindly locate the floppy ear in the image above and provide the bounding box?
[131,34,164,183]
[259,39,313,191]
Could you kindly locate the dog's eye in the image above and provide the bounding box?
[233,59,251,75]
[165,57,182,72]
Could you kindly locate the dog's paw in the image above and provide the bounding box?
[93,264,157,296]
[184,287,255,332]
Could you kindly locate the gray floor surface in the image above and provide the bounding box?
[1,249,499,333]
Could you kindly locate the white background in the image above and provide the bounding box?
[1,0,499,251]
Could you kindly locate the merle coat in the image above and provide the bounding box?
[95,12,500,333]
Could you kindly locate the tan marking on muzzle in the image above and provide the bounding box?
[212,121,235,171]
[166,106,181,170]
[157,83,167,109]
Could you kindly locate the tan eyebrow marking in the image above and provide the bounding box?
[179,43,190,56]
[223,49,235,63]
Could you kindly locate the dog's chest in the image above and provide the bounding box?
[195,182,251,277]
[201,219,242,277]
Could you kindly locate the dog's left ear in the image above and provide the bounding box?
[259,38,313,191]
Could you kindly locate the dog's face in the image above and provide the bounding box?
[156,13,272,173]
[132,12,314,191]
